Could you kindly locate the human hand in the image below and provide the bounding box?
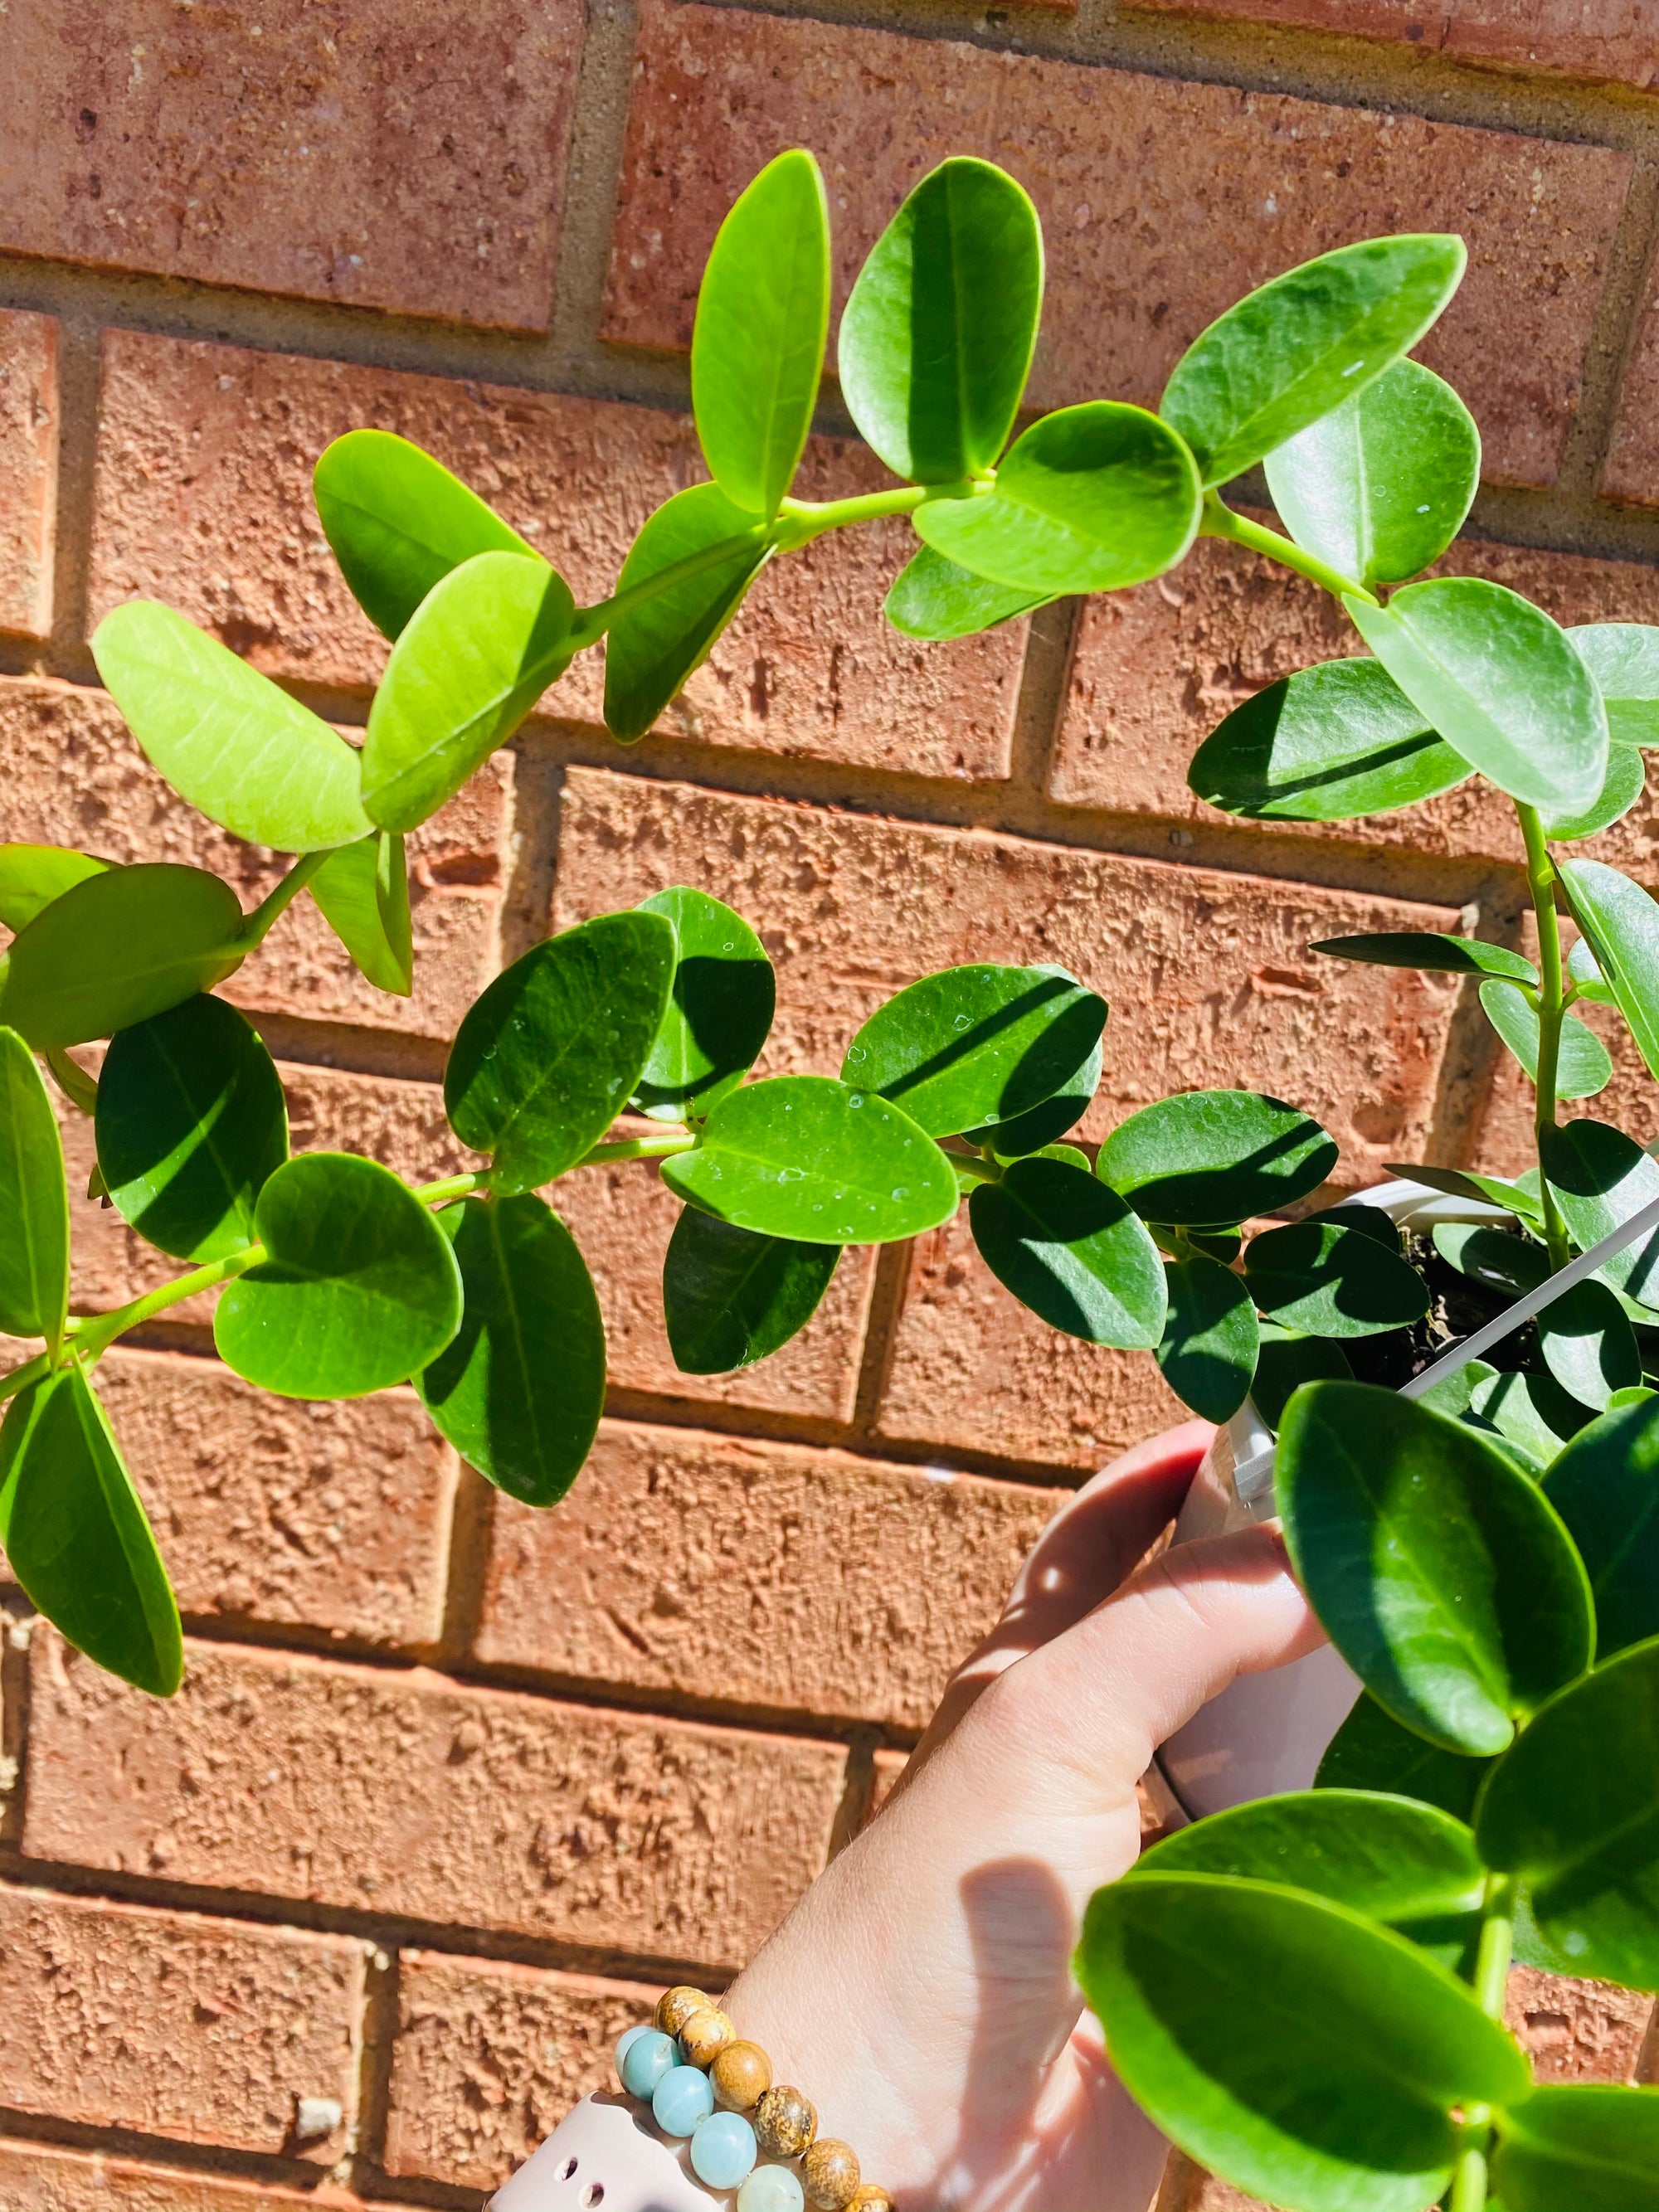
[722,1422,1324,2212]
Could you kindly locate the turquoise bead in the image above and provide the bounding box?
[692,2113,759,2190]
[619,2028,677,2099]
[653,2064,715,2138]
[737,2161,805,2212]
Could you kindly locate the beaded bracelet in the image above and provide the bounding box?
[614,1986,894,2212]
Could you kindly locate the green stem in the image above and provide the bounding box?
[414,1171,493,1206]
[73,1244,268,1365]
[1518,802,1571,1270]
[773,480,955,548]
[0,1349,51,1407]
[44,1046,99,1115]
[564,526,771,654]
[1443,1874,1517,2212]
[240,848,331,946]
[577,1130,698,1167]
[1199,492,1379,606]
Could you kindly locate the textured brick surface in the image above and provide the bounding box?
[555,769,1463,1179]
[0,2143,433,2212]
[605,1,1628,486]
[1155,2161,1264,2212]
[0,0,584,328]
[1506,1966,1656,2083]
[0,1884,362,2159]
[23,1631,847,1971]
[90,332,1024,780]
[476,1419,1061,1726]
[1603,261,1659,507]
[383,1953,656,2189]
[0,309,58,638]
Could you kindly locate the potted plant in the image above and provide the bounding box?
[3,147,1657,2210]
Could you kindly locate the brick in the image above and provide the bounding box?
[555,768,1463,1177]
[866,1748,910,1825]
[383,1952,657,2189]
[0,676,508,1043]
[1155,2161,1265,2212]
[90,332,1024,780]
[0,1883,362,2159]
[0,2144,432,2212]
[23,1631,847,1971]
[1505,1965,1656,2083]
[604,1,1628,487]
[475,1419,1061,1728]
[0,0,582,330]
[1603,260,1659,506]
[0,310,58,639]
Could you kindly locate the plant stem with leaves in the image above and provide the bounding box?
[1518,802,1572,1269]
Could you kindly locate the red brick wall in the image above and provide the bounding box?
[2,4,1657,2208]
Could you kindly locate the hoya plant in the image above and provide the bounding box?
[2,145,1658,2208]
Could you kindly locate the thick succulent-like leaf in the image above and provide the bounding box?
[1316,1692,1489,1821]
[1492,2084,1659,2212]
[602,484,770,741]
[1545,1397,1659,1657]
[1467,1369,1587,1466]
[1536,1276,1640,1411]
[1480,978,1612,1101]
[1570,620,1659,747]
[968,1157,1167,1347]
[1243,1218,1428,1337]
[309,830,413,996]
[0,1027,69,1354]
[1099,1089,1337,1226]
[1432,1223,1548,1300]
[884,546,1047,640]
[1156,1252,1259,1422]
[1544,741,1646,841]
[663,1206,839,1374]
[1312,931,1536,983]
[962,1037,1102,1157]
[1540,1118,1659,1311]
[633,887,775,1122]
[1559,858,1659,1085]
[0,844,110,933]
[1250,1323,1352,1432]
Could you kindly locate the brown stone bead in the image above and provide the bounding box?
[803,2139,861,2211]
[711,2039,772,2112]
[848,2190,894,2212]
[679,2005,737,2068]
[657,1986,712,2037]
[753,2085,818,2160]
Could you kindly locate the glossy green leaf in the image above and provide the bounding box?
[1075,1872,1527,2212]
[969,1157,1166,1347]
[884,546,1047,640]
[445,912,677,1196]
[1432,1222,1549,1300]
[1316,1692,1489,1821]
[0,1363,182,1696]
[0,1028,69,1354]
[1537,1276,1640,1411]
[1416,1353,1500,1418]
[1481,978,1612,1101]
[840,157,1042,484]
[1156,1252,1259,1422]
[841,965,1106,1140]
[1264,358,1478,588]
[1312,931,1536,983]
[309,830,413,996]
[1540,1118,1659,1311]
[1277,1380,1595,1753]
[661,1075,957,1244]
[1347,579,1608,816]
[0,863,245,1049]
[1469,1369,1590,1465]
[1571,621,1659,748]
[1099,1089,1338,1226]
[1545,1398,1659,1657]
[1478,1641,1659,1989]
[1559,859,1659,1084]
[0,845,110,933]
[1492,2084,1659,2212]
[1568,931,1616,1002]
[362,551,576,833]
[632,887,775,1122]
[663,1206,839,1374]
[1189,657,1467,823]
[214,1152,462,1399]
[602,484,770,741]
[914,402,1202,596]
[95,994,288,1264]
[1160,234,1467,488]
[1244,1218,1428,1337]
[313,429,535,643]
[691,149,830,519]
[415,1194,603,1506]
[961,1038,1102,1157]
[92,600,372,851]
[1250,1323,1352,1432]
[1543,741,1646,841]
[1383,1159,1545,1228]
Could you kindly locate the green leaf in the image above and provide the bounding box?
[914,402,1202,596]
[95,994,288,1264]
[0,863,246,1049]
[0,1028,69,1354]
[633,887,775,1122]
[1347,579,1608,816]
[0,844,111,933]
[1099,1089,1338,1226]
[1492,2084,1659,2212]
[1481,978,1612,1101]
[1469,1368,1591,1464]
[1568,933,1618,1004]
[1156,1252,1259,1422]
[415,1194,604,1507]
[1244,1218,1429,1337]
[1264,358,1479,588]
[1477,1640,1659,1989]
[1075,1872,1528,2212]
[1543,741,1645,841]
[961,1038,1102,1157]
[1432,1222,1549,1299]
[841,964,1106,1140]
[690,149,830,520]
[663,1206,839,1374]
[1277,1380,1595,1753]
[362,551,576,833]
[1537,1276,1641,1411]
[840,157,1043,484]
[1312,931,1536,984]
[601,484,770,741]
[0,1364,182,1696]
[309,831,413,996]
[1416,1353,1500,1418]
[968,1157,1167,1347]
[1570,621,1659,748]
[1189,657,1467,823]
[1250,1323,1352,1432]
[91,600,372,852]
[1316,1692,1489,1821]
[313,429,536,643]
[1559,859,1659,1085]
[445,912,677,1197]
[1383,1159,1545,1228]
[214,1152,462,1399]
[1540,1118,1659,1311]
[1545,1397,1659,1657]
[1160,234,1467,488]
[661,1075,958,1245]
[884,546,1048,640]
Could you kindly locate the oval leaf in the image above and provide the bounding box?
[1492,2083,1659,2212]
[1544,740,1646,840]
[634,887,776,1122]
[961,1037,1102,1158]
[1099,1089,1338,1226]
[1316,1691,1489,1821]
[663,1206,839,1374]
[0,1028,69,1354]
[0,844,111,933]
[1250,1323,1353,1432]
[1480,978,1612,1101]
[602,484,770,741]
[1244,1218,1429,1337]
[1383,1159,1545,1228]
[1432,1223,1549,1300]
[1312,931,1536,983]
[1572,621,1659,747]
[309,830,413,997]
[1156,1252,1259,1422]
[1545,1397,1659,1657]
[1559,858,1659,1086]
[884,546,1047,640]
[1537,1276,1640,1412]
[1467,1369,1587,1465]
[968,1157,1167,1347]
[1540,1116,1659,1310]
